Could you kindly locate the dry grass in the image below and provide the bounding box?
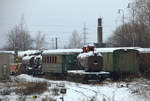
[51,87,59,96]
[15,82,48,95]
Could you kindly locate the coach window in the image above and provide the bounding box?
[54,56,57,64]
[52,56,54,64]
[49,56,51,64]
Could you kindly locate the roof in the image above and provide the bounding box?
[18,47,150,56]
[96,47,141,53]
[0,51,14,54]
[22,55,42,61]
[137,48,150,53]
[18,50,41,57]
[77,51,102,59]
[42,49,82,55]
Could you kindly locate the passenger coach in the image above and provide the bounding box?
[42,49,82,74]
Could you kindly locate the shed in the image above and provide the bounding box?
[0,52,14,80]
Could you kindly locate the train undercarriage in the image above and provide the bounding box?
[67,70,110,84]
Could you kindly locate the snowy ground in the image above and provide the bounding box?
[0,74,150,101]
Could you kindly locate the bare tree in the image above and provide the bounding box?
[34,31,45,50]
[107,22,134,47]
[4,16,33,51]
[68,30,83,49]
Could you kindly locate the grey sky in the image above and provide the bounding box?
[0,0,131,48]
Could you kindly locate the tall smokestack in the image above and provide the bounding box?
[97,18,103,44]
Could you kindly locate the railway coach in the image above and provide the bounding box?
[101,48,139,79]
[42,49,82,75]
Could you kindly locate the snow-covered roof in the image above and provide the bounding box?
[137,48,150,53]
[96,47,141,53]
[18,50,41,57]
[77,51,102,59]
[42,49,82,55]
[0,51,14,54]
[18,47,150,57]
[22,55,42,61]
[42,47,147,55]
[22,55,35,61]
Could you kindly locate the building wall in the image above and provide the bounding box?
[0,53,14,80]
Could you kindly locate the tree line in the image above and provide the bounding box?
[4,16,46,51]
[4,16,84,51]
[108,0,150,48]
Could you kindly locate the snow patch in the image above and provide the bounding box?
[16,74,47,82]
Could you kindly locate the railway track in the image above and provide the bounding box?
[68,85,110,101]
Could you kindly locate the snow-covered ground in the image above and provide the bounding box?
[0,74,150,101]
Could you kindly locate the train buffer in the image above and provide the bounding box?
[67,70,110,83]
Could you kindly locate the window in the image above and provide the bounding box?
[52,56,54,64]
[49,56,51,63]
[55,56,57,64]
[43,55,58,64]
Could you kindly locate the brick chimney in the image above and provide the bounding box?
[97,18,103,44]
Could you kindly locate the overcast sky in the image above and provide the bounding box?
[0,0,131,48]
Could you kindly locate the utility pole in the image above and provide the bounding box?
[55,37,58,49]
[51,37,58,49]
[51,37,54,49]
[83,23,88,45]
[118,9,125,47]
[118,9,125,26]
[128,3,135,47]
